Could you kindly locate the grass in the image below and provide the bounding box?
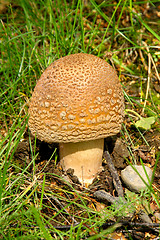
[1,0,160,238]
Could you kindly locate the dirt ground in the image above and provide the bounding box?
[14,127,160,191]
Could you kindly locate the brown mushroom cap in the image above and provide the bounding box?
[29,53,124,143]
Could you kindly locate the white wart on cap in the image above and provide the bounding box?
[29,53,124,185]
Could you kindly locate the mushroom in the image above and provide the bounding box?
[28,53,124,185]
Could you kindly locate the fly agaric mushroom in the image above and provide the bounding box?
[28,53,124,185]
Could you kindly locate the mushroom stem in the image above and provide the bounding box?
[59,139,104,185]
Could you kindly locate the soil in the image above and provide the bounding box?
[13,126,160,236]
[14,128,160,191]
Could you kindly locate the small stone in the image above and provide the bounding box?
[61,174,73,184]
[121,165,152,192]
[154,212,160,223]
[138,210,152,223]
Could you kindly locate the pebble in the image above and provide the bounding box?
[121,165,152,192]
[154,212,160,223]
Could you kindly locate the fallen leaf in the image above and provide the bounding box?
[135,116,156,130]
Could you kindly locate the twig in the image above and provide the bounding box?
[142,43,160,84]
[139,48,148,71]
[50,195,79,225]
[151,57,160,84]
[121,72,147,80]
[44,194,71,225]
[103,151,124,197]
[44,219,160,233]
[142,41,151,115]
[102,221,160,228]
[102,221,160,233]
[49,222,80,230]
[94,190,125,205]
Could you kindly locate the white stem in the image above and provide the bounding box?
[59,139,104,186]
